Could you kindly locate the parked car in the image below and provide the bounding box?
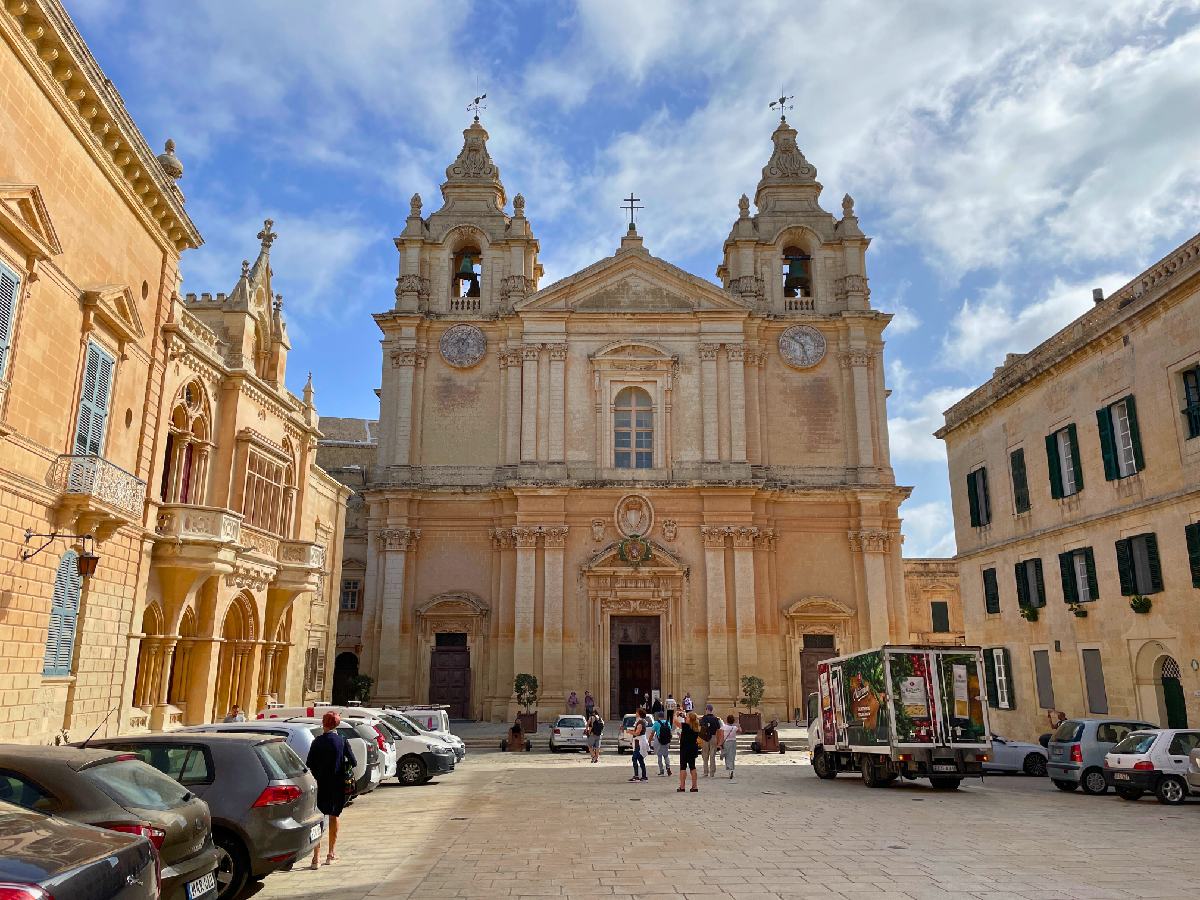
[375,709,466,762]
[258,705,466,763]
[549,716,589,752]
[0,799,158,899]
[0,745,222,900]
[1189,746,1200,795]
[341,715,398,780]
[1046,718,1155,794]
[984,734,1048,776]
[177,721,318,764]
[1104,728,1200,804]
[281,718,381,795]
[617,715,637,754]
[86,733,325,897]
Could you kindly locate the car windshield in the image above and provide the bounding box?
[557,717,586,728]
[381,714,422,737]
[1111,733,1157,755]
[256,740,307,779]
[1052,721,1084,742]
[82,758,190,811]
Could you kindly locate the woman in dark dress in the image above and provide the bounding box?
[306,711,357,868]
[677,711,700,793]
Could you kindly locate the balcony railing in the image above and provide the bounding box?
[239,524,280,560]
[1183,402,1200,440]
[155,504,242,543]
[48,454,146,520]
[784,293,814,312]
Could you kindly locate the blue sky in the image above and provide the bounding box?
[68,1,1200,556]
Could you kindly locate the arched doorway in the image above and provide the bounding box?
[332,652,359,705]
[1159,656,1188,728]
[212,594,256,720]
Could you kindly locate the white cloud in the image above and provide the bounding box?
[901,501,958,558]
[888,383,975,464]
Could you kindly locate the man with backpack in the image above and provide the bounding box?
[586,710,604,763]
[699,704,723,777]
[652,710,673,776]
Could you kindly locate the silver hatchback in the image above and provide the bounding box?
[1046,718,1155,795]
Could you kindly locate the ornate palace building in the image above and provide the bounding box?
[327,112,914,721]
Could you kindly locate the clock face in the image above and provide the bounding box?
[778,325,827,368]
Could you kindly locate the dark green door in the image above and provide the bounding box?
[1162,677,1188,728]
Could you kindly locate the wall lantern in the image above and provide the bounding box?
[22,530,101,578]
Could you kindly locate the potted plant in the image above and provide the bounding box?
[1129,594,1152,614]
[348,674,374,703]
[738,675,765,734]
[1020,606,1039,622]
[1068,603,1088,618]
[514,673,539,733]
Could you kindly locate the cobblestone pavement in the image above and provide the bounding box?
[251,747,1195,899]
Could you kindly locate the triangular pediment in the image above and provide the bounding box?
[82,284,146,344]
[517,248,749,314]
[0,184,62,260]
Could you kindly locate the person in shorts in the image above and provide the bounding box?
[676,712,700,792]
[586,711,604,762]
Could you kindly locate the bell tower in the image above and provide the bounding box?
[392,116,541,317]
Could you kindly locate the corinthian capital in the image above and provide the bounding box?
[512,526,540,548]
[541,525,568,548]
[379,527,421,550]
[698,343,721,362]
[848,529,890,553]
[700,525,730,549]
[731,525,759,548]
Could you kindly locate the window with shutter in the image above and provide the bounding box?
[967,468,990,527]
[1081,649,1109,715]
[966,471,980,527]
[0,260,20,380]
[1186,523,1200,589]
[1045,433,1063,499]
[1100,398,1140,478]
[1032,649,1055,709]
[1183,369,1200,440]
[42,552,82,677]
[1059,548,1096,603]
[982,568,1000,614]
[1010,448,1030,513]
[1048,425,1082,496]
[930,601,950,633]
[73,342,116,457]
[1014,562,1029,608]
[994,647,1013,710]
[1115,538,1135,595]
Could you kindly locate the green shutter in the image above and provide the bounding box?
[1144,533,1163,593]
[1015,562,1029,608]
[984,650,999,708]
[966,470,980,527]
[1067,424,1084,492]
[1115,538,1135,596]
[0,261,19,379]
[1124,395,1144,472]
[1058,551,1078,603]
[979,468,991,525]
[1010,449,1030,513]
[983,568,1000,614]
[1045,433,1063,499]
[1032,558,1046,607]
[1096,406,1118,481]
[1186,523,1200,589]
[1002,648,1017,710]
[1083,547,1099,599]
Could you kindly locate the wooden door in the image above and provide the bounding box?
[429,648,470,720]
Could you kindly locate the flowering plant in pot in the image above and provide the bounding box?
[1019,605,1039,622]
[1129,594,1152,614]
[738,675,765,734]
[514,673,540,733]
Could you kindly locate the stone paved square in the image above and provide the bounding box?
[253,748,1195,899]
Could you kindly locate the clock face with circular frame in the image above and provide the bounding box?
[439,324,487,368]
[778,325,827,368]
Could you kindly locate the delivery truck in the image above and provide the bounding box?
[806,645,992,790]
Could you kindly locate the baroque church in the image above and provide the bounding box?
[323,113,914,722]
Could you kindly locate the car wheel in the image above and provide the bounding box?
[1080,767,1108,795]
[1156,775,1188,805]
[1116,787,1144,801]
[1022,753,1048,777]
[812,748,837,780]
[550,743,559,753]
[212,830,249,900]
[929,777,961,790]
[1052,779,1078,792]
[398,755,428,786]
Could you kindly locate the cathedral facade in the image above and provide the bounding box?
[347,115,910,721]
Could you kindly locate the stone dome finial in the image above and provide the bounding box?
[257,218,277,252]
[738,194,750,218]
[409,193,422,216]
[513,193,525,216]
[157,138,184,181]
[842,193,856,217]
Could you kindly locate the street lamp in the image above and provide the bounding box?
[22,530,101,577]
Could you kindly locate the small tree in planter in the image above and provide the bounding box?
[348,674,374,703]
[1019,605,1040,622]
[1129,594,1152,614]
[514,673,540,733]
[739,675,765,734]
[1068,603,1088,618]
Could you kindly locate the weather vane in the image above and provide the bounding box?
[769,88,794,121]
[621,192,643,229]
[468,93,487,121]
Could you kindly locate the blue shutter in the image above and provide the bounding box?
[0,261,19,379]
[73,342,116,456]
[42,551,82,677]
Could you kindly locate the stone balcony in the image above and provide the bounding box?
[275,538,325,592]
[48,453,147,538]
[153,503,243,573]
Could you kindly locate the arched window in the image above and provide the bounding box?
[160,381,211,505]
[614,387,653,469]
[782,246,812,299]
[452,247,481,300]
[43,551,82,676]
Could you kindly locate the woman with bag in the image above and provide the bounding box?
[719,713,741,780]
[306,711,358,868]
[676,712,701,793]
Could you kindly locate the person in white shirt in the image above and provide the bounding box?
[665,694,677,717]
[718,713,741,779]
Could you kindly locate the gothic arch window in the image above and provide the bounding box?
[614,386,653,469]
[782,245,812,299]
[160,380,212,505]
[42,551,82,677]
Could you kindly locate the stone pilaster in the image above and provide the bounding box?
[727,345,748,463]
[849,529,893,647]
[541,526,567,701]
[701,525,731,699]
[390,348,424,467]
[376,526,421,702]
[843,350,877,474]
[502,349,522,466]
[512,526,539,678]
[547,344,567,463]
[731,526,758,673]
[699,343,720,462]
[520,346,539,463]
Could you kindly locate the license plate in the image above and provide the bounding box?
[1114,772,1129,780]
[186,871,217,900]
[309,822,323,842]
[932,764,957,773]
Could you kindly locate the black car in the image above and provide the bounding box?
[0,745,222,900]
[0,799,157,899]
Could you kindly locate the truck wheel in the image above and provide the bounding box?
[1052,779,1078,792]
[1080,767,1108,795]
[860,756,886,788]
[929,777,961,790]
[398,755,427,786]
[812,748,837,779]
[1022,754,1047,777]
[1156,775,1187,805]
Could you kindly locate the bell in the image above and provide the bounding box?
[457,254,475,276]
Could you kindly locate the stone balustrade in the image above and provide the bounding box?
[239,524,280,560]
[155,504,242,543]
[278,539,325,568]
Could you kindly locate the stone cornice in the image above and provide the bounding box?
[1,1,202,252]
[940,230,1200,436]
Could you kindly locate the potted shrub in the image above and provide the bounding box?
[348,674,374,703]
[514,673,539,733]
[738,675,765,734]
[1020,606,1039,622]
[1068,603,1088,618]
[1129,594,1152,614]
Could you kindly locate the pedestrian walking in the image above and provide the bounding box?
[677,712,700,792]
[651,695,664,717]
[719,713,741,779]
[586,710,604,763]
[629,708,649,782]
[305,711,358,868]
[653,710,673,776]
[664,693,677,718]
[699,704,722,777]
[567,690,579,716]
[683,692,694,714]
[584,690,595,720]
